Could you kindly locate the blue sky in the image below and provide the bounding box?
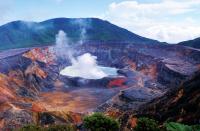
[1,0,200,43]
[1,0,123,22]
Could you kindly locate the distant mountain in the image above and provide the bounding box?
[0,18,159,50]
[179,37,200,49]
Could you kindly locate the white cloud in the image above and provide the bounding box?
[104,0,200,43]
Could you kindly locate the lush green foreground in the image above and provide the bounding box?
[17,113,200,131]
[134,117,200,131]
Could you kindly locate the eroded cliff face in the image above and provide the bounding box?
[138,71,200,124]
[0,54,49,129]
[0,42,200,130]
[121,71,200,130]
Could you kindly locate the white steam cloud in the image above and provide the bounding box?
[55,30,75,63]
[60,53,110,79]
[72,19,91,44]
[56,30,117,79]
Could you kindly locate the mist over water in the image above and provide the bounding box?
[56,30,118,79]
[60,53,117,79]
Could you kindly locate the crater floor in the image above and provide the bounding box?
[37,87,120,113]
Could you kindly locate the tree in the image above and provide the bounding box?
[83,112,119,131]
[134,117,160,131]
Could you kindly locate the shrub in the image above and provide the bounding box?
[83,112,119,131]
[18,124,76,131]
[133,117,160,131]
[192,125,200,131]
[46,124,76,131]
[18,124,43,131]
[164,122,200,131]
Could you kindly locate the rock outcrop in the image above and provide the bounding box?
[138,71,200,124]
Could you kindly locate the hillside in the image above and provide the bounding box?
[0,18,159,50]
[179,37,200,49]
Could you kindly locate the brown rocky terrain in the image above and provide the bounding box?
[0,42,200,130]
[138,71,200,124]
[120,71,200,130]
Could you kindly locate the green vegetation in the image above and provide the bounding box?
[18,124,43,131]
[133,117,200,131]
[45,124,76,131]
[164,122,200,131]
[83,112,120,131]
[17,116,200,131]
[0,18,157,51]
[18,124,76,131]
[17,113,119,131]
[133,117,160,131]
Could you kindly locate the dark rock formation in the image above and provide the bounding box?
[179,37,200,49]
[138,71,200,124]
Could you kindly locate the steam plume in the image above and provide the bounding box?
[60,53,109,79]
[56,30,117,79]
[55,30,75,63]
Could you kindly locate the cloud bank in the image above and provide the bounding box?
[104,0,200,43]
[1,0,200,43]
